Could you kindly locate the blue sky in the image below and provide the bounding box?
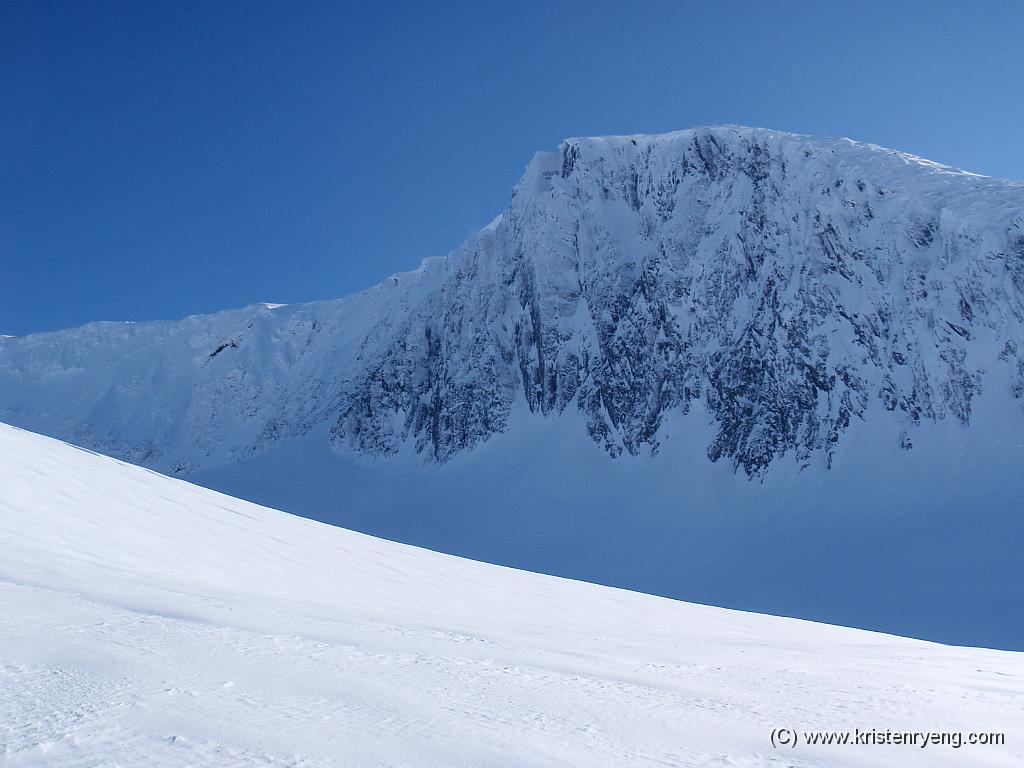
[3,0,1023,335]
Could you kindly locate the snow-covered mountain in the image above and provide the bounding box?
[2,126,1023,647]
[5,125,1024,474]
[2,423,1022,767]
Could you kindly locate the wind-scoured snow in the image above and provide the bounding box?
[1,423,1021,767]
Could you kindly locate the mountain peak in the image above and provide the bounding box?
[551,124,1007,184]
[3,129,1024,646]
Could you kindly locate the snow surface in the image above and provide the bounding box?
[191,394,1024,650]
[1,422,1022,767]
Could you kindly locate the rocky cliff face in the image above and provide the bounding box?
[3,126,1024,476]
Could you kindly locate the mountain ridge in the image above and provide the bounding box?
[4,125,1023,476]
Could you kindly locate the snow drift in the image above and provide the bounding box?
[1,423,1021,767]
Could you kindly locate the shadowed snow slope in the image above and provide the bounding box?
[1,422,1022,767]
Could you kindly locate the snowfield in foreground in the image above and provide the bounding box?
[0,423,1021,767]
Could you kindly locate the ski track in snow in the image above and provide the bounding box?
[1,422,1022,767]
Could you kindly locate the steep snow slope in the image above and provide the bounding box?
[192,397,1024,650]
[2,126,1023,647]
[1,423,1022,768]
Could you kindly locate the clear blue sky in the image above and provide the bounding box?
[3,1,1022,335]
